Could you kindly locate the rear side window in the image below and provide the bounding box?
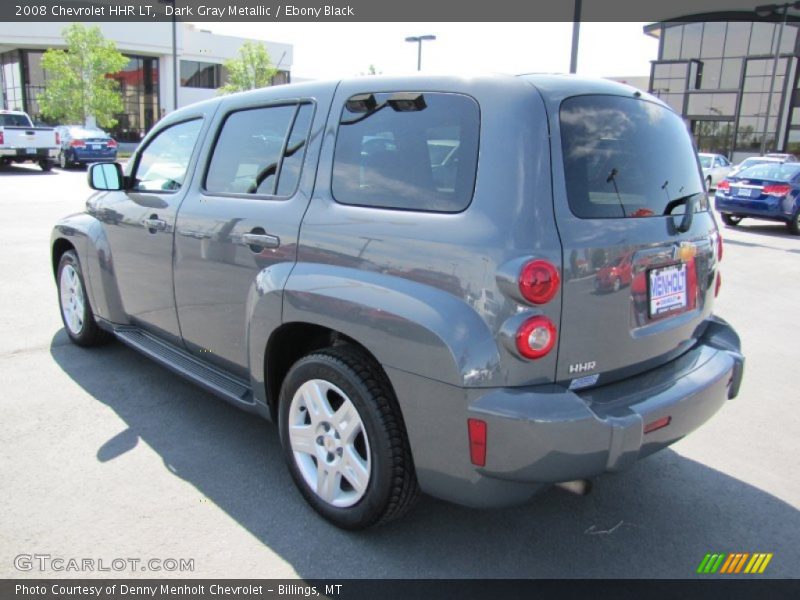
[560,95,706,219]
[205,103,312,197]
[332,92,479,212]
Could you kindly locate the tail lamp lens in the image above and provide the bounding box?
[467,418,487,467]
[107,139,118,149]
[55,132,60,145]
[763,184,791,197]
[717,234,723,262]
[70,139,86,148]
[519,260,560,304]
[0,131,4,145]
[717,180,730,192]
[516,315,557,360]
[715,271,722,297]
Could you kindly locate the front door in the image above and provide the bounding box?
[96,116,207,344]
[173,92,329,378]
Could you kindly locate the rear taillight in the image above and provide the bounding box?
[70,139,86,148]
[0,131,4,145]
[717,180,730,192]
[107,139,118,149]
[516,315,557,360]
[467,418,487,467]
[519,260,560,304]
[763,184,791,197]
[55,131,60,145]
[715,271,722,297]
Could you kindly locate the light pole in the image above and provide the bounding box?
[405,35,436,71]
[570,0,582,74]
[158,0,178,112]
[755,2,800,154]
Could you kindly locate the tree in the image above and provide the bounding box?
[218,41,278,94]
[38,24,127,128]
[360,64,382,76]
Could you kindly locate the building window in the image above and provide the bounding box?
[180,60,223,89]
[0,50,24,112]
[108,55,159,143]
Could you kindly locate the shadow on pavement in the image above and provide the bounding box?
[0,163,58,176]
[49,329,800,578]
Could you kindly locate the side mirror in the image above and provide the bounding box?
[88,162,125,191]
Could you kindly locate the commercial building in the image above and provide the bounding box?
[0,23,292,142]
[645,16,800,161]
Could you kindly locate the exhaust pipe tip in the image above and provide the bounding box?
[555,479,592,496]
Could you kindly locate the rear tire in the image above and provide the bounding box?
[278,345,419,529]
[706,176,712,191]
[58,151,70,170]
[721,214,742,227]
[788,211,800,236]
[57,250,112,347]
[39,160,53,172]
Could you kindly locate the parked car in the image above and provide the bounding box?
[715,161,800,234]
[51,75,744,529]
[728,155,786,177]
[698,153,732,190]
[55,125,118,169]
[765,153,797,162]
[594,251,634,292]
[0,110,59,171]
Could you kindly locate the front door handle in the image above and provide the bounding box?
[241,232,280,249]
[143,216,167,232]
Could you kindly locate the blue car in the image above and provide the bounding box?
[715,161,800,235]
[55,125,118,169]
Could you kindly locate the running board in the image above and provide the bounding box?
[114,327,254,407]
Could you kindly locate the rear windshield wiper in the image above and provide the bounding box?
[663,192,700,233]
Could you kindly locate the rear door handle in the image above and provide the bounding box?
[143,217,167,232]
[241,233,280,249]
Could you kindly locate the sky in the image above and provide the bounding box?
[194,22,659,81]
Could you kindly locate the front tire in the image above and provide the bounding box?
[721,213,742,227]
[278,346,419,529]
[706,176,712,191]
[58,151,70,169]
[57,250,112,347]
[39,159,53,172]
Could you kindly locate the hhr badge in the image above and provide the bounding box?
[569,361,597,374]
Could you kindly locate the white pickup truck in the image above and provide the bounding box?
[0,110,59,171]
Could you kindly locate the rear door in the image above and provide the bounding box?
[173,89,330,378]
[552,94,720,388]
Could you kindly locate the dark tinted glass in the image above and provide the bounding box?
[332,92,480,212]
[205,105,295,196]
[560,95,705,219]
[276,103,314,196]
[0,113,30,126]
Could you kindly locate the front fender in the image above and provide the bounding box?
[51,212,127,324]
[281,263,502,387]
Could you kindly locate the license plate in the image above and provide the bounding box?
[91,144,101,150]
[736,187,753,198]
[25,148,36,154]
[649,263,688,317]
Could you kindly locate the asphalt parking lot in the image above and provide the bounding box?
[1,162,798,579]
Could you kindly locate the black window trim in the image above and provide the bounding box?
[329,90,482,215]
[129,116,205,195]
[200,99,316,202]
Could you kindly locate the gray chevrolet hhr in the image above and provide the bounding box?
[52,74,744,529]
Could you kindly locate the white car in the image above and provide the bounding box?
[698,153,732,190]
[728,156,787,178]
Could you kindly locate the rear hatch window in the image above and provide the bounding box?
[560,95,707,219]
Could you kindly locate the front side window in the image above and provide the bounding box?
[132,119,203,193]
[332,92,479,212]
[560,95,706,219]
[205,104,300,196]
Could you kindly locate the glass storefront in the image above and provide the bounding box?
[648,20,800,160]
[0,49,158,141]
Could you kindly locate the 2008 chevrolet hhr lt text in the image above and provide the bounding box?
[52,75,744,529]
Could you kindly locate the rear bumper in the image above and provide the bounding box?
[0,148,58,160]
[715,195,793,221]
[71,148,117,163]
[390,315,744,508]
